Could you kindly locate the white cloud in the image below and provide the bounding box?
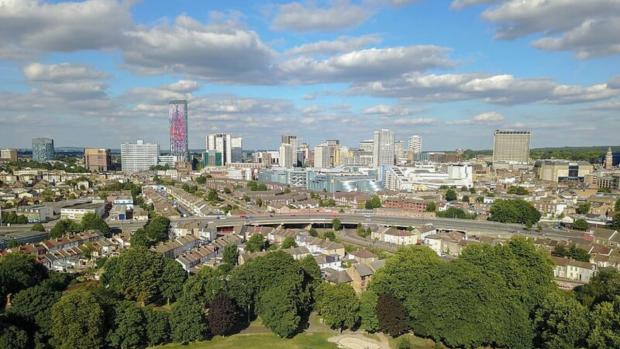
[288,35,381,56]
[272,0,371,32]
[351,72,620,105]
[450,0,501,10]
[472,111,504,123]
[0,0,133,58]
[22,62,110,99]
[362,104,412,116]
[392,117,435,125]
[122,15,275,83]
[278,45,454,83]
[478,0,620,58]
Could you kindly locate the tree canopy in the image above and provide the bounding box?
[488,199,541,226]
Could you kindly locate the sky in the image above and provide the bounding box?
[0,0,619,151]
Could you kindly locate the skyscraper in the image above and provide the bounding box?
[409,135,422,155]
[121,140,160,173]
[231,137,243,163]
[206,133,232,165]
[605,147,614,170]
[492,130,531,164]
[279,143,294,168]
[314,144,330,169]
[281,135,298,167]
[169,100,188,161]
[84,148,111,172]
[32,138,55,162]
[373,129,395,168]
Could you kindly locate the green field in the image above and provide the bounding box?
[155,332,337,349]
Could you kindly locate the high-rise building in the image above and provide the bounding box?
[202,150,223,167]
[32,138,55,162]
[492,130,531,164]
[169,100,189,161]
[605,147,614,170]
[279,143,294,168]
[359,139,374,166]
[373,129,395,168]
[0,149,17,162]
[326,139,340,167]
[281,135,298,166]
[231,137,243,163]
[206,133,233,165]
[299,143,310,166]
[84,148,111,172]
[314,144,330,169]
[409,135,422,154]
[121,140,159,173]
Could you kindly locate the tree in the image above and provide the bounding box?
[615,198,620,212]
[49,219,81,238]
[196,175,207,184]
[32,223,45,232]
[9,285,61,334]
[445,189,457,202]
[258,286,301,338]
[144,215,170,243]
[281,236,297,249]
[0,323,29,349]
[170,296,208,344]
[207,293,242,336]
[315,283,360,331]
[359,291,380,332]
[533,292,589,349]
[107,301,146,349]
[207,189,219,202]
[587,297,620,348]
[143,308,170,347]
[611,212,620,230]
[365,196,382,209]
[436,207,476,220]
[323,231,336,241]
[357,224,370,238]
[507,186,529,195]
[308,228,318,237]
[223,244,239,266]
[331,218,342,231]
[245,234,266,253]
[572,218,589,231]
[376,293,409,336]
[0,254,48,307]
[102,248,165,305]
[425,202,436,212]
[552,243,591,262]
[160,258,187,304]
[576,202,591,215]
[574,268,620,308]
[51,291,104,349]
[81,212,110,237]
[488,199,541,225]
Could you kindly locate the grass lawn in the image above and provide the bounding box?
[154,332,338,349]
[388,334,437,349]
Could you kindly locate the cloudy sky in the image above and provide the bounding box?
[0,0,619,151]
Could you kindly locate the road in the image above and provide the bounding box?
[0,212,585,242]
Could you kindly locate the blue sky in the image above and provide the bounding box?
[0,0,619,151]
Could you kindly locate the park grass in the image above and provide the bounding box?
[388,333,438,349]
[154,332,338,349]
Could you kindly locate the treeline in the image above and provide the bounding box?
[2,238,619,348]
[50,212,111,238]
[462,146,619,163]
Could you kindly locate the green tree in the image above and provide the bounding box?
[160,258,187,304]
[488,199,541,225]
[102,248,165,305]
[615,198,620,212]
[144,215,170,243]
[331,218,342,231]
[359,290,380,332]
[81,212,110,237]
[436,207,476,220]
[170,296,208,344]
[376,293,409,337]
[425,201,436,212]
[308,228,318,237]
[357,224,370,238]
[611,212,620,230]
[0,254,48,307]
[207,189,219,202]
[258,286,301,338]
[587,296,620,348]
[507,186,529,195]
[533,292,589,349]
[196,175,207,184]
[9,285,61,334]
[31,223,45,232]
[315,283,360,331]
[576,202,591,215]
[49,219,82,238]
[143,308,170,347]
[223,244,239,266]
[445,189,457,202]
[573,218,589,231]
[207,293,242,336]
[323,231,336,241]
[365,196,382,209]
[461,195,470,203]
[245,234,267,252]
[107,301,146,349]
[0,323,29,349]
[281,236,297,249]
[51,291,104,349]
[575,268,620,308]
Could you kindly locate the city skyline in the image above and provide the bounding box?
[1,1,619,150]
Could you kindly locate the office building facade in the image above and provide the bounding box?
[373,129,395,168]
[84,148,111,172]
[314,144,330,169]
[231,137,243,163]
[279,143,294,168]
[492,130,530,164]
[32,138,55,162]
[281,135,299,166]
[169,100,189,162]
[0,149,17,162]
[206,133,233,165]
[121,140,160,173]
